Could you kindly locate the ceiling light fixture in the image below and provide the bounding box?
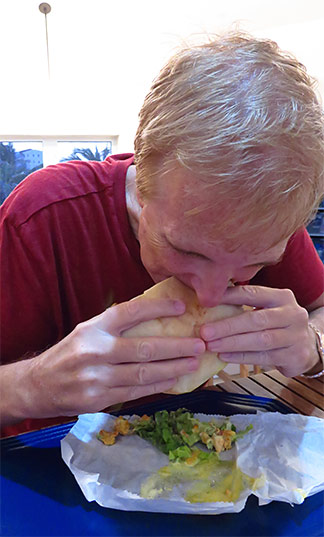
[39,3,52,80]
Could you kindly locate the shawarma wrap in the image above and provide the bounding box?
[122,277,244,394]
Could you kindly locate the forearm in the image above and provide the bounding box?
[0,358,38,427]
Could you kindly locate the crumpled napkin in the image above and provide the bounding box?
[61,411,324,514]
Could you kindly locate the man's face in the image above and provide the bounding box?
[137,166,289,307]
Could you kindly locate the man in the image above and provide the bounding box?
[1,32,324,436]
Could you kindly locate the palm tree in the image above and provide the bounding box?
[0,143,42,204]
[61,145,111,162]
[0,143,28,203]
[0,142,16,166]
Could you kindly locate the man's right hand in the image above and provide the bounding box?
[1,297,205,425]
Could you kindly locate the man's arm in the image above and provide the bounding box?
[0,359,36,427]
[0,298,205,428]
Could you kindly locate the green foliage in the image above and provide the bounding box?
[61,145,111,162]
[132,409,253,462]
[0,143,30,203]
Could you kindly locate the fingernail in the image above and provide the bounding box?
[173,300,186,313]
[202,326,216,340]
[219,353,231,362]
[194,340,205,354]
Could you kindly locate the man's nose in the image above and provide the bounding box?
[190,274,231,307]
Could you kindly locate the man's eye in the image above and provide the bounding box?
[174,248,203,259]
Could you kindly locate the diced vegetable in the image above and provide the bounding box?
[98,408,253,462]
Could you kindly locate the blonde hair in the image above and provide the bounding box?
[134,32,324,246]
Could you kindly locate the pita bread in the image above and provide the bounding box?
[122,277,244,394]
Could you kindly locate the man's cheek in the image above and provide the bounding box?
[142,246,163,272]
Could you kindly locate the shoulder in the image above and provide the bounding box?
[283,228,320,263]
[252,228,324,306]
[0,153,134,229]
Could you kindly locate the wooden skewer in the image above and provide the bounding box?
[240,365,249,377]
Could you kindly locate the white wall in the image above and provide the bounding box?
[1,0,324,152]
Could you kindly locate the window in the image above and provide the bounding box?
[0,141,43,204]
[0,137,116,203]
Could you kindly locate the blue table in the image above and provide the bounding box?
[2,391,323,536]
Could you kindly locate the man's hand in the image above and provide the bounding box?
[2,297,205,424]
[200,285,318,378]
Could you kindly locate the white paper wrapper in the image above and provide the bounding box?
[61,412,324,514]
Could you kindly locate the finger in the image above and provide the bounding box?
[78,355,198,398]
[107,336,205,364]
[106,355,199,387]
[96,297,186,335]
[220,285,296,309]
[219,347,289,367]
[108,377,179,404]
[201,307,290,341]
[207,328,292,353]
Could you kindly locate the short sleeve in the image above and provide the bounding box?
[250,228,324,307]
[0,215,59,364]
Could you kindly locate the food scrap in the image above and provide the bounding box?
[140,456,257,503]
[98,415,132,445]
[98,409,252,463]
[97,409,254,504]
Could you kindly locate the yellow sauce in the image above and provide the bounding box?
[141,457,256,503]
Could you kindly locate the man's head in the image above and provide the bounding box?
[134,31,324,245]
[135,163,290,306]
[133,31,324,305]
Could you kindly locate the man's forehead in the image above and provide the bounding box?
[158,166,243,223]
[155,164,290,256]
[165,218,288,261]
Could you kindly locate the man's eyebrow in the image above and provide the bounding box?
[165,236,211,260]
[166,235,286,266]
[247,252,285,267]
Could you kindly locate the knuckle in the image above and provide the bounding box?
[135,364,150,385]
[71,329,91,358]
[83,388,104,413]
[73,322,89,339]
[297,306,309,325]
[172,342,183,358]
[81,365,111,384]
[281,288,295,302]
[241,285,260,297]
[149,384,159,395]
[124,298,142,320]
[78,366,96,383]
[137,340,155,361]
[231,334,240,351]
[182,340,199,358]
[222,318,233,337]
[239,352,249,363]
[253,309,268,328]
[259,350,270,363]
[127,384,143,401]
[259,330,273,349]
